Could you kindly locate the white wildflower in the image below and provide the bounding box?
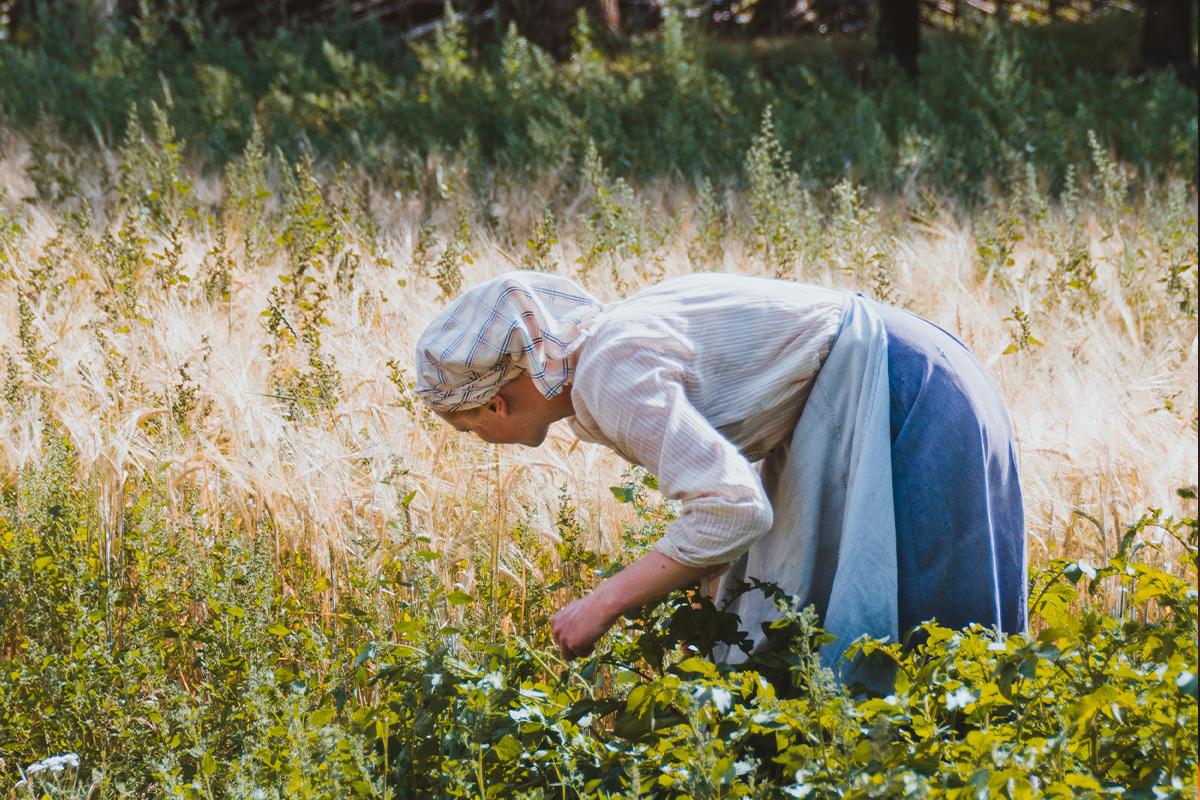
[945,686,976,711]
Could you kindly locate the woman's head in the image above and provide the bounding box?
[435,369,574,447]
[414,271,604,414]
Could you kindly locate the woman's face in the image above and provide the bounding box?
[438,401,551,448]
[435,370,569,448]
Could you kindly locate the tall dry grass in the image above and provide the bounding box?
[0,129,1195,605]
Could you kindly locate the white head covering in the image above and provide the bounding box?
[414,272,607,412]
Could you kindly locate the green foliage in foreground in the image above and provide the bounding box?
[1,4,1196,195]
[0,428,1195,799]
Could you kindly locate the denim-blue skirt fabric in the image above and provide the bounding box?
[712,295,1027,681]
[869,301,1028,637]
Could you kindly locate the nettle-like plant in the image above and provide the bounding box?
[745,108,807,280]
[577,140,652,286]
[829,178,894,303]
[256,149,348,418]
[337,483,1198,800]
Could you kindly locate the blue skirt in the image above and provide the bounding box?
[870,301,1028,637]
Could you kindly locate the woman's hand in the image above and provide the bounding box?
[550,595,618,661]
[548,550,726,662]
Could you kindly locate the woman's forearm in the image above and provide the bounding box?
[591,549,724,619]
[550,549,726,659]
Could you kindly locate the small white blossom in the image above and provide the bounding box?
[945,686,976,711]
[25,753,80,777]
[711,687,733,714]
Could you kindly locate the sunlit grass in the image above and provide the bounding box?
[0,123,1195,607]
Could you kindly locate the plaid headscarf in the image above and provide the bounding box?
[414,272,608,412]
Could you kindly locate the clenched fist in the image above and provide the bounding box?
[549,594,618,661]
[546,550,723,662]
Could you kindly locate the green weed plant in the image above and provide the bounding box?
[0,429,1194,798]
[0,6,1195,196]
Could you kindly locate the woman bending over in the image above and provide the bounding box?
[415,272,1026,683]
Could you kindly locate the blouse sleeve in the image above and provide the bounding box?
[571,345,774,568]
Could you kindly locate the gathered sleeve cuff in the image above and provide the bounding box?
[571,348,774,568]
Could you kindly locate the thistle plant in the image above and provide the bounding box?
[200,229,234,305]
[117,102,196,231]
[277,149,342,298]
[1147,178,1198,318]
[435,205,473,299]
[973,201,1022,290]
[1029,164,1099,311]
[1003,304,1043,354]
[224,119,272,270]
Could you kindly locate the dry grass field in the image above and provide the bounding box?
[0,122,1194,604]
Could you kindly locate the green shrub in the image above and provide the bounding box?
[0,6,1194,196]
[1,424,1195,798]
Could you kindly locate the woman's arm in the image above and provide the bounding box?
[549,550,724,660]
[550,348,774,661]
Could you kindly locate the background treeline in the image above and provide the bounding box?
[0,0,1196,197]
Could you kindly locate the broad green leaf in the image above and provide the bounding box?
[353,642,377,667]
[609,485,635,503]
[493,734,522,762]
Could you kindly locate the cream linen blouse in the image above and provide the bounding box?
[567,274,844,568]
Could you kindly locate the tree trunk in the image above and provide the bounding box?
[875,0,920,83]
[1135,0,1196,87]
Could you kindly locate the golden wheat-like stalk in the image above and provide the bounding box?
[0,135,1195,599]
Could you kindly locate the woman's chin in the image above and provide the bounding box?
[522,428,549,448]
